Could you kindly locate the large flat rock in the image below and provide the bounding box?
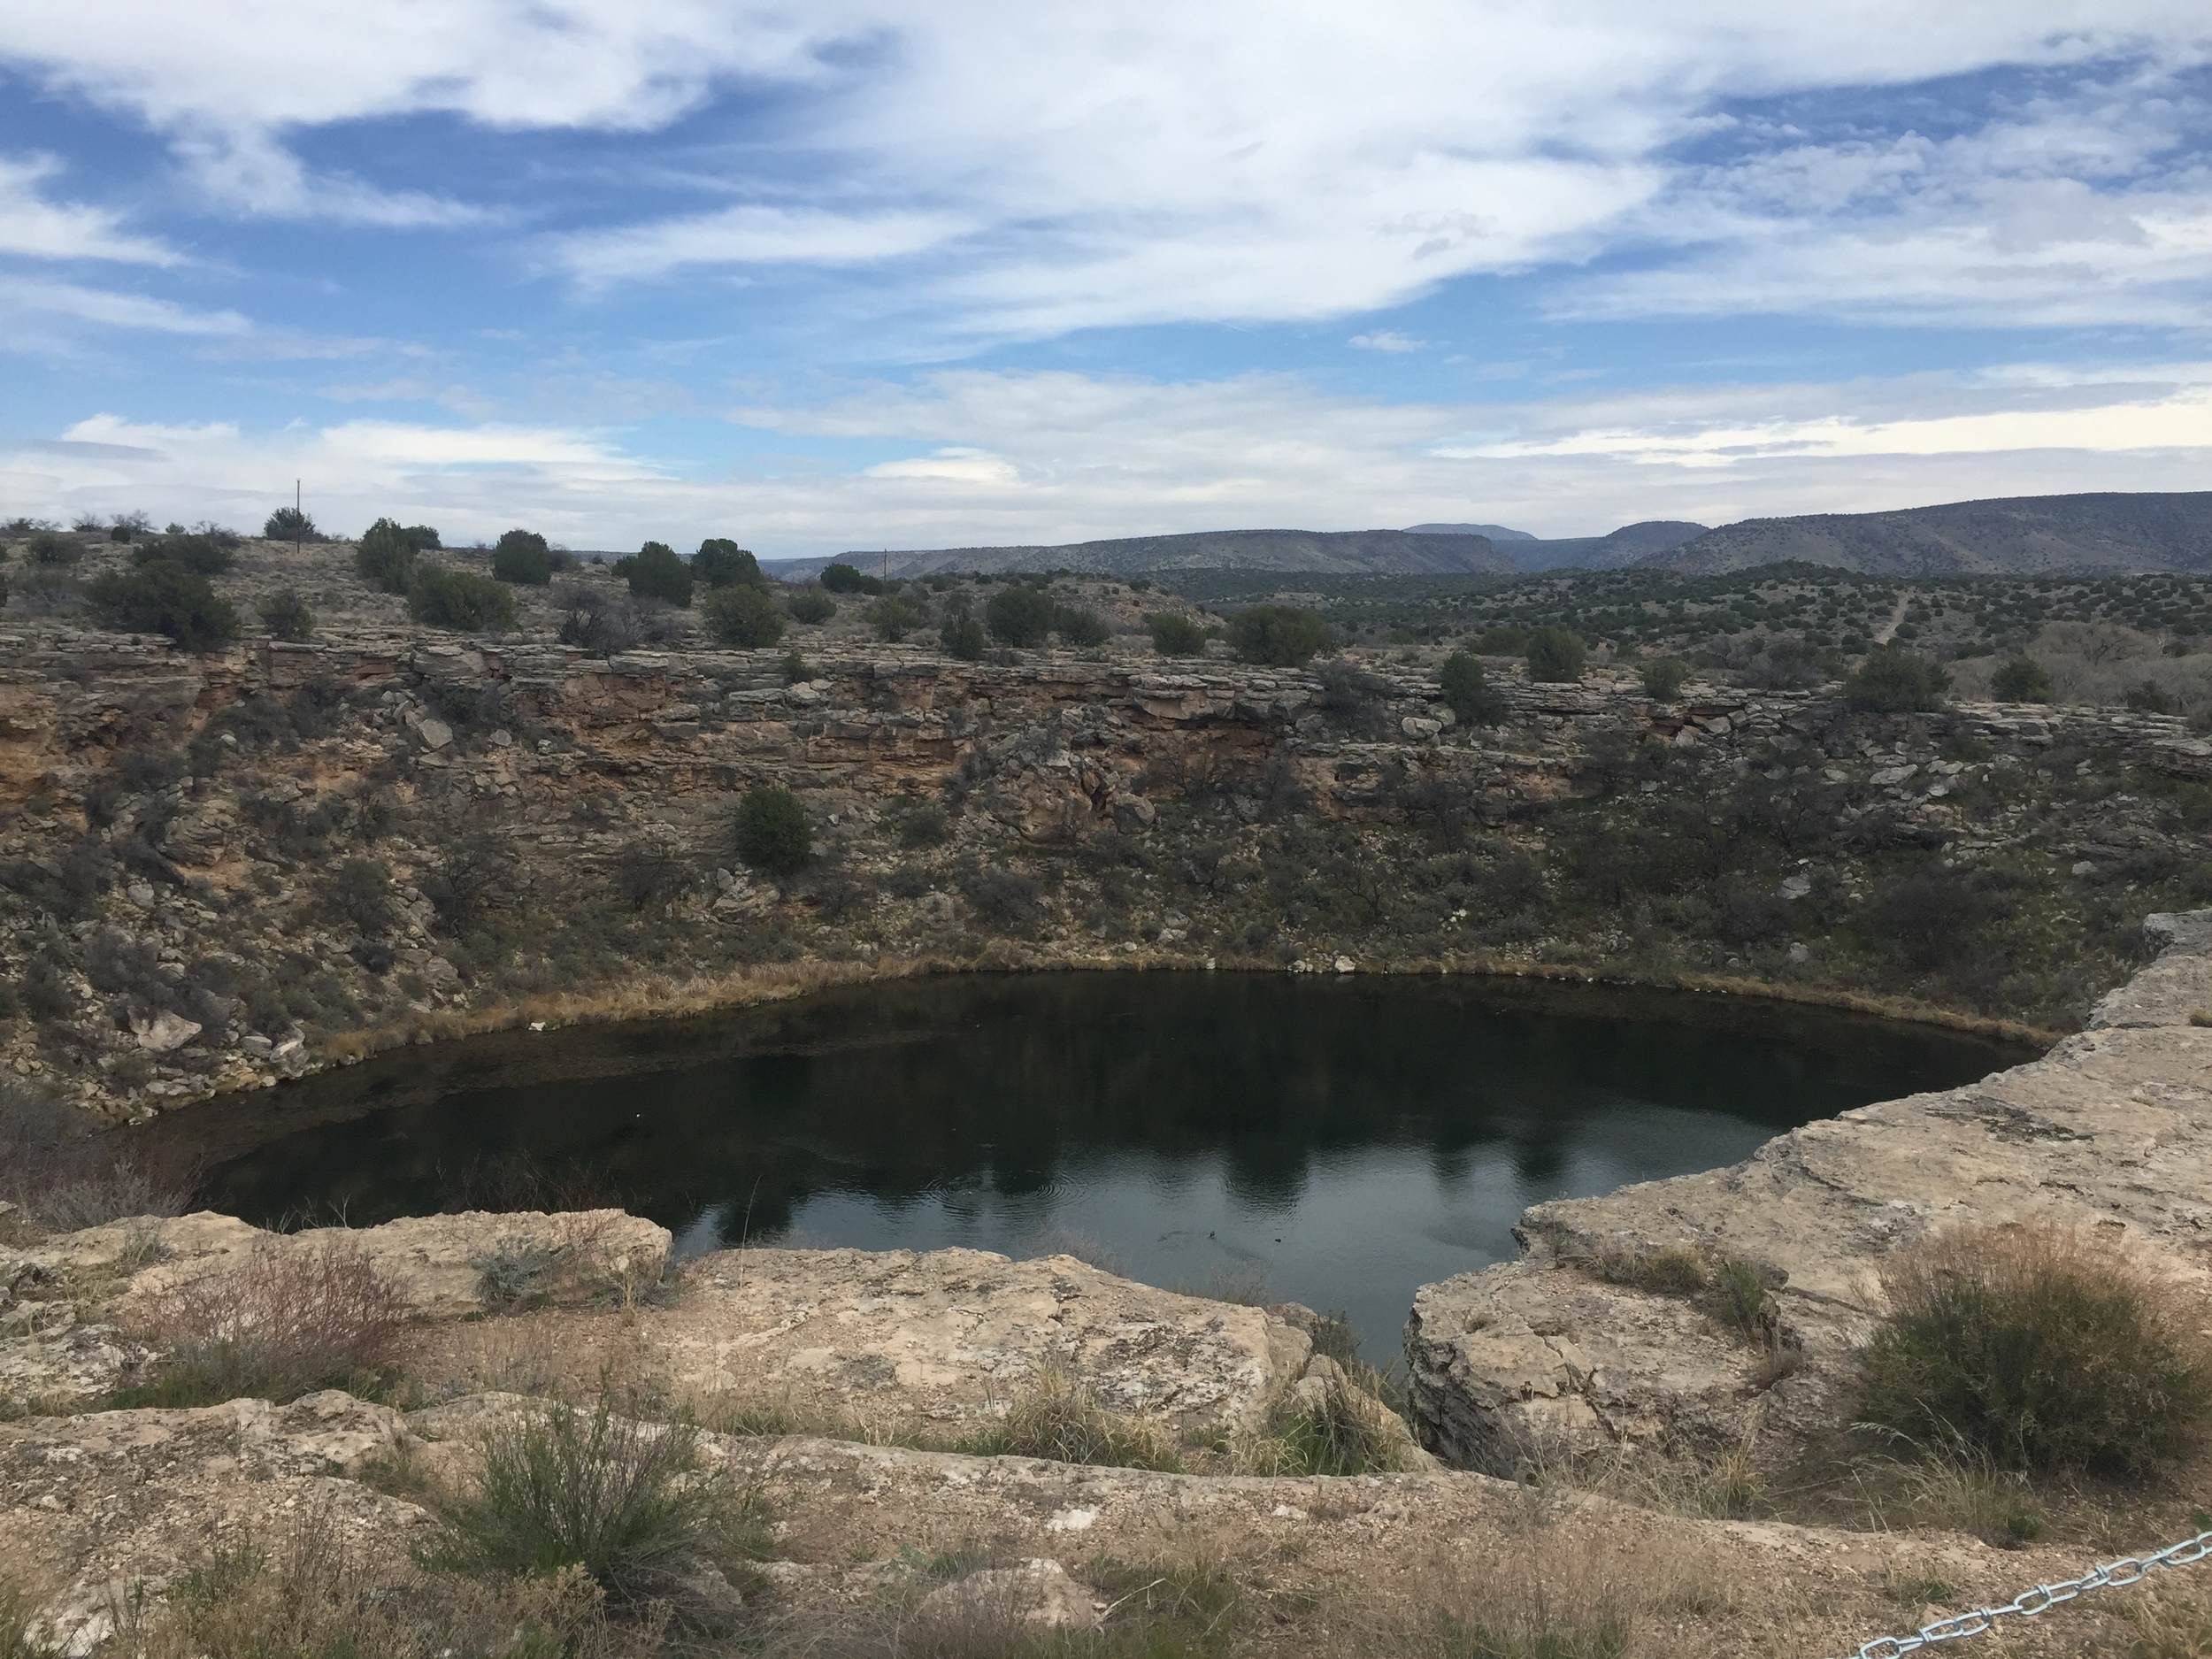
[1405,910,2212,1474]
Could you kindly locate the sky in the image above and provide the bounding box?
[2,3,2211,557]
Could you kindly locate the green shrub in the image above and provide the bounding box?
[257,589,314,641]
[403,523,442,550]
[868,594,927,641]
[408,565,516,632]
[2127,679,2180,715]
[1471,624,1527,655]
[1147,611,1207,656]
[986,583,1056,646]
[1525,625,1586,682]
[701,582,785,647]
[263,505,316,541]
[354,518,419,594]
[1845,647,1950,712]
[1227,603,1331,667]
[787,588,836,624]
[1440,651,1505,723]
[1858,1224,2212,1475]
[419,1397,763,1606]
[941,612,986,660]
[135,534,234,575]
[734,786,810,876]
[819,560,883,595]
[321,856,395,933]
[1054,604,1110,647]
[617,541,692,607]
[83,561,239,650]
[26,532,79,567]
[1990,657,2053,703]
[1640,657,1691,701]
[693,538,764,589]
[492,528,554,585]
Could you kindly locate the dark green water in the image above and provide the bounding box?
[184,972,2031,1363]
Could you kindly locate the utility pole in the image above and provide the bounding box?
[295,479,303,555]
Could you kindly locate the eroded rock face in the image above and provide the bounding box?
[0,1391,420,1655]
[1403,909,2212,1474]
[652,1247,1310,1434]
[0,1209,672,1409]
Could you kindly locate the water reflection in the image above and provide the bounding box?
[192,972,2028,1363]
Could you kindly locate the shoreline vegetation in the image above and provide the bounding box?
[306,949,2062,1091]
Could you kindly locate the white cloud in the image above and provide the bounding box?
[16,364,2212,553]
[554,205,970,286]
[0,154,174,263]
[1349,331,1424,352]
[8,3,2212,325]
[0,276,247,335]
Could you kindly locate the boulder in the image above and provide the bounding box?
[652,1247,1311,1435]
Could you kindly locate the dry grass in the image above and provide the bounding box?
[1950,622,2212,721]
[119,1505,662,1659]
[1858,1223,2212,1477]
[956,1371,1184,1472]
[111,1237,408,1407]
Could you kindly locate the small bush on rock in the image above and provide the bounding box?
[1990,657,2054,703]
[409,565,517,632]
[692,538,764,590]
[1147,611,1207,657]
[867,594,926,641]
[702,582,786,648]
[787,588,836,625]
[492,528,555,585]
[1858,1223,2212,1476]
[1440,651,1506,724]
[940,611,986,660]
[355,518,419,594]
[957,1371,1181,1471]
[1525,625,1587,683]
[1639,657,1691,701]
[1227,604,1331,667]
[1846,647,1951,713]
[985,583,1056,647]
[617,541,693,608]
[83,561,238,650]
[733,786,810,877]
[257,588,314,641]
[263,505,317,541]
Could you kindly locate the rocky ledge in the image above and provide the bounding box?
[1405,907,2212,1475]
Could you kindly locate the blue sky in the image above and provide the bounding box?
[3,3,2210,556]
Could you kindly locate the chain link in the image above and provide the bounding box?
[1839,1527,2212,1659]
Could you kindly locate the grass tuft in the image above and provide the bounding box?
[419,1397,766,1610]
[957,1371,1183,1472]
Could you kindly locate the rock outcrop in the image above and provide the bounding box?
[1404,908,2212,1474]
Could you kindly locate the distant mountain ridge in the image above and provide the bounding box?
[1656,491,2212,575]
[766,527,1517,580]
[1409,519,1709,571]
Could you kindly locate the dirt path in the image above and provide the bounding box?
[1872,588,1909,643]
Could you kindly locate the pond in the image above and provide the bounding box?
[177,972,2032,1365]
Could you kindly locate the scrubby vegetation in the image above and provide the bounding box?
[1858,1224,2212,1476]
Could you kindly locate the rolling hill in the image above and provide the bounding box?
[768,527,1517,580]
[1408,519,1708,571]
[1657,491,2212,575]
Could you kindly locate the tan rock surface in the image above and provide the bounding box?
[1405,909,2212,1473]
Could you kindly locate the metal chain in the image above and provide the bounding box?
[1839,1526,2212,1659]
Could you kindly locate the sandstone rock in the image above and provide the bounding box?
[653,1247,1310,1434]
[0,1392,422,1655]
[1404,908,2212,1475]
[131,1010,202,1053]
